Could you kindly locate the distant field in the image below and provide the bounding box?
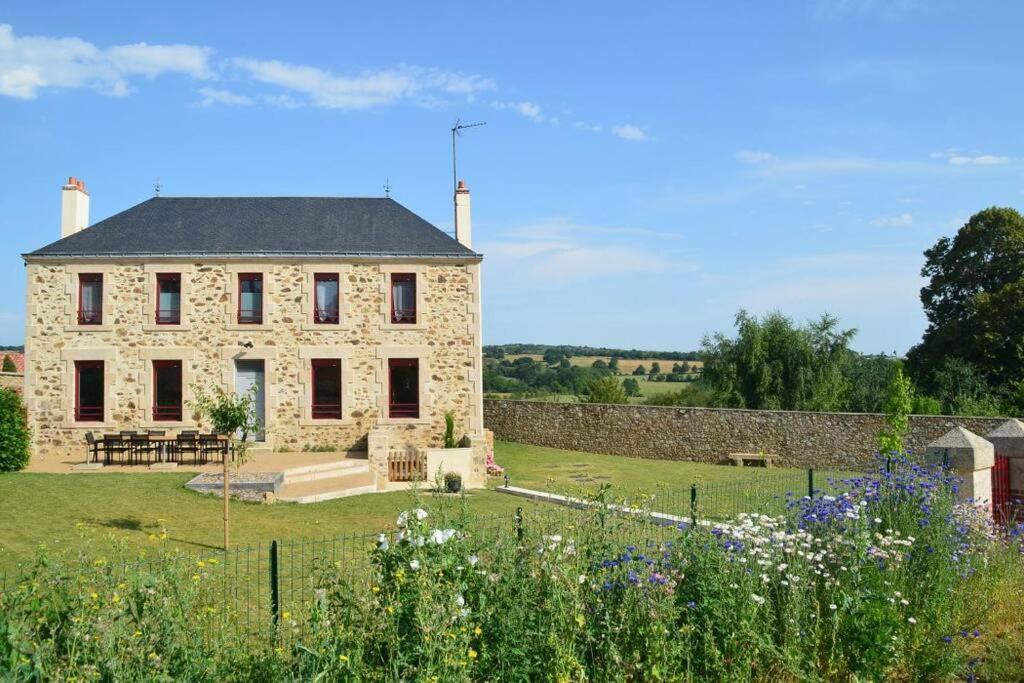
[505,354,702,375]
[488,377,694,404]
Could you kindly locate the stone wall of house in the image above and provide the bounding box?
[483,400,1013,469]
[24,261,484,465]
[0,372,23,395]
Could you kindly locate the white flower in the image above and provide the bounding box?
[873,517,882,524]
[468,555,479,566]
[409,560,421,571]
[414,508,428,521]
[829,604,837,611]
[900,599,909,606]
[908,617,917,624]
[429,529,457,545]
[455,595,465,608]
[578,574,587,585]
[377,534,390,551]
[750,593,766,605]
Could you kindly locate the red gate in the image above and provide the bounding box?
[992,454,1010,525]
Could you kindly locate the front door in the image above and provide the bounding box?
[234,360,266,441]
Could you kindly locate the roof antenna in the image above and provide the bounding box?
[154,177,161,197]
[383,177,392,198]
[451,119,486,193]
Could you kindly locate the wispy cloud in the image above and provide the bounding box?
[196,86,253,107]
[612,124,648,142]
[869,212,914,228]
[930,149,1010,166]
[490,99,544,122]
[0,23,213,99]
[735,149,945,177]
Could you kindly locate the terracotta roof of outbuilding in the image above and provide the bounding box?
[25,197,480,259]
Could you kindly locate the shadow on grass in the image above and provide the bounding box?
[95,517,146,532]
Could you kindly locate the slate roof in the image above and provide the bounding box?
[25,197,480,260]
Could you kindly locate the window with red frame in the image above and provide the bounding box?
[78,273,103,325]
[311,359,342,419]
[313,273,339,324]
[155,273,181,324]
[238,273,263,324]
[388,358,419,418]
[152,360,183,421]
[74,361,104,422]
[390,273,416,324]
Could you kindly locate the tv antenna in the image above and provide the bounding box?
[154,177,161,197]
[451,119,486,193]
[383,177,392,198]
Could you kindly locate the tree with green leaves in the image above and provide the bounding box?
[0,388,30,472]
[650,362,661,376]
[582,376,628,404]
[1,355,15,373]
[877,367,913,456]
[608,357,620,373]
[592,359,608,369]
[633,365,647,376]
[907,207,1024,394]
[188,384,263,550]
[701,310,856,411]
[622,378,641,397]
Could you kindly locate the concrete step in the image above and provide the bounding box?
[276,469,378,504]
[280,459,369,485]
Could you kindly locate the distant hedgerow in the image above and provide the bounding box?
[0,387,30,471]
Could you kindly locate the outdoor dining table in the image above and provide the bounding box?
[93,433,229,464]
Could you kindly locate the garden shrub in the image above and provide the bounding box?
[1,355,15,372]
[0,387,29,471]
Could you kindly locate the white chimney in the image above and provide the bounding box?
[61,176,90,238]
[454,179,472,249]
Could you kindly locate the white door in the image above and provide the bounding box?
[234,360,266,441]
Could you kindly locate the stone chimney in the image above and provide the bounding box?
[454,179,472,249]
[61,176,90,238]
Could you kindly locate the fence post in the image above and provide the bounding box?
[690,483,698,524]
[807,469,815,499]
[515,506,524,543]
[886,456,892,474]
[269,540,281,631]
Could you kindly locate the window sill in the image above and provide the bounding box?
[143,323,192,332]
[379,321,427,331]
[64,421,115,430]
[376,416,431,426]
[299,418,354,427]
[225,322,274,332]
[65,324,114,333]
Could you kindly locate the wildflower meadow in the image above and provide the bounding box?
[2,456,1023,681]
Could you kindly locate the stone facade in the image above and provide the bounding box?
[483,400,1014,469]
[24,260,486,473]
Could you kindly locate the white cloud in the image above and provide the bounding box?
[231,57,493,110]
[869,212,914,228]
[733,149,943,177]
[0,23,212,99]
[931,149,1010,166]
[490,99,544,121]
[612,124,648,142]
[196,87,253,107]
[735,149,774,164]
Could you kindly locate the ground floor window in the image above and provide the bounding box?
[153,360,183,421]
[75,361,104,422]
[388,358,419,418]
[311,359,342,419]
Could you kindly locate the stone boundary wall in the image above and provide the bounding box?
[0,372,23,395]
[483,400,1014,469]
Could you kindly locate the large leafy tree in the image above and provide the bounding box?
[907,207,1024,392]
[701,310,856,411]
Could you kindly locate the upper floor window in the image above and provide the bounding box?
[311,359,342,419]
[238,273,263,325]
[74,360,104,422]
[314,273,339,324]
[78,274,103,325]
[155,273,181,325]
[391,273,416,324]
[152,360,183,421]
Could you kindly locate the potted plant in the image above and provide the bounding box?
[444,471,462,494]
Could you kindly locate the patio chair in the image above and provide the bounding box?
[129,433,159,465]
[148,429,166,436]
[176,432,199,463]
[84,432,100,464]
[102,434,130,465]
[199,434,226,464]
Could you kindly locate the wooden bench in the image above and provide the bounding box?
[727,452,780,468]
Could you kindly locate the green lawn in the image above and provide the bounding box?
[0,441,835,575]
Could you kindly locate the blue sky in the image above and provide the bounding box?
[2,1,1022,353]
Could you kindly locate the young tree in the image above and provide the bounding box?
[582,376,628,404]
[0,388,30,472]
[622,378,641,397]
[1,355,15,373]
[650,362,662,375]
[188,384,262,550]
[633,365,647,376]
[543,348,567,366]
[592,359,608,369]
[608,357,620,373]
[877,367,913,456]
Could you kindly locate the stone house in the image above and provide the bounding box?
[21,177,487,487]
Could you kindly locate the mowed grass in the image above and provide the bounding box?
[0,441,836,575]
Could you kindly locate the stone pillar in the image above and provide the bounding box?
[924,427,994,510]
[986,419,1024,502]
[466,432,489,488]
[367,429,389,491]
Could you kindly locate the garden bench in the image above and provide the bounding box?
[727,452,780,468]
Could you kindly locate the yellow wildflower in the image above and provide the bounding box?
[371,585,381,593]
[339,654,349,663]
[474,626,482,636]
[282,611,291,621]
[468,648,478,661]
[575,614,585,627]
